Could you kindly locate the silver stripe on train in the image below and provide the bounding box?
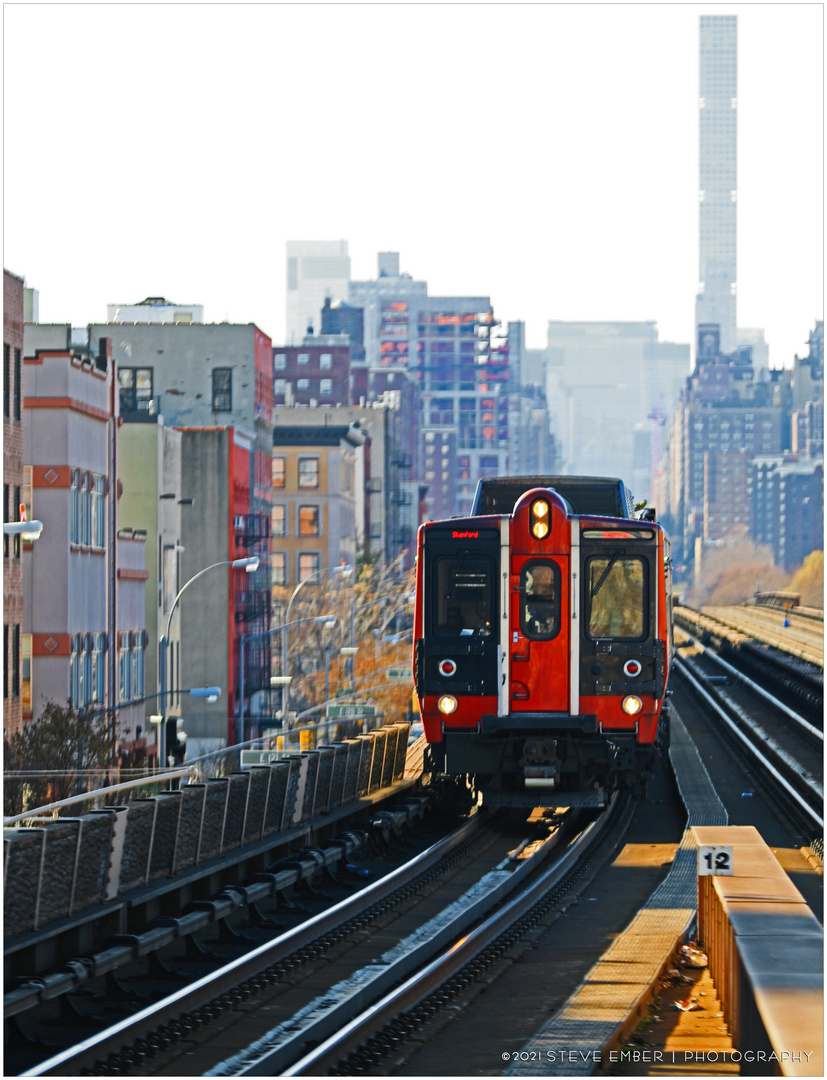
[570,517,580,715]
[499,516,510,716]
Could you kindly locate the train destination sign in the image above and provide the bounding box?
[326,704,377,719]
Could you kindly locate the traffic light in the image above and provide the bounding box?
[165,717,187,766]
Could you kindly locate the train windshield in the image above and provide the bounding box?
[586,556,647,640]
[434,555,495,637]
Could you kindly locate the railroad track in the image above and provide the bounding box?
[674,635,823,843]
[21,796,629,1077]
[699,604,823,669]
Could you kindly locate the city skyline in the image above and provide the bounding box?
[3,4,822,366]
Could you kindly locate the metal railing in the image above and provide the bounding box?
[3,722,410,940]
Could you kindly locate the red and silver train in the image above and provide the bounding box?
[412,476,674,807]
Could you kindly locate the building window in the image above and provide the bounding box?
[91,474,105,548]
[22,633,31,715]
[272,456,286,489]
[296,378,310,391]
[3,344,9,419]
[11,625,20,698]
[272,503,286,537]
[80,472,91,545]
[118,367,154,415]
[13,348,21,421]
[272,552,286,586]
[299,505,320,536]
[298,552,321,581]
[12,485,20,559]
[274,353,287,370]
[3,484,8,559]
[118,631,131,701]
[132,634,144,699]
[320,379,333,396]
[297,353,310,365]
[298,458,319,489]
[320,353,332,370]
[70,634,80,708]
[91,633,105,705]
[80,640,92,707]
[70,468,80,544]
[274,379,286,395]
[212,368,232,411]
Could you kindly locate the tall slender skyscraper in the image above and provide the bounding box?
[696,15,737,356]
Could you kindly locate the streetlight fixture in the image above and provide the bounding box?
[238,614,335,745]
[158,555,258,768]
[282,564,352,723]
[324,645,359,708]
[3,520,44,541]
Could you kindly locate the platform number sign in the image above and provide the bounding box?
[698,845,733,876]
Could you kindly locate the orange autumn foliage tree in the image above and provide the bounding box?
[787,550,823,609]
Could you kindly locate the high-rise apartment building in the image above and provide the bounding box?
[286,241,351,344]
[696,15,738,356]
[750,455,824,571]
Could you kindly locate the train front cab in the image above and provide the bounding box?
[414,488,671,806]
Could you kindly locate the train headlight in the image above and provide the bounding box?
[623,659,642,678]
[622,695,643,716]
[531,499,550,540]
[437,695,458,715]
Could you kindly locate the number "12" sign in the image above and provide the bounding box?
[698,845,733,876]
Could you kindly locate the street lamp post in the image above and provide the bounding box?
[324,646,358,741]
[159,555,258,769]
[238,614,336,746]
[281,564,352,723]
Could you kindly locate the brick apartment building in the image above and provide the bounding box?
[273,337,352,406]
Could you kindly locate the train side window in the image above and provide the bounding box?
[434,555,494,637]
[586,556,647,640]
[520,560,560,640]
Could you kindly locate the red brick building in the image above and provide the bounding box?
[272,338,351,407]
[3,269,24,734]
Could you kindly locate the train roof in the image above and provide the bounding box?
[470,476,636,519]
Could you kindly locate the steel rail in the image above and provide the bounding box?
[23,810,486,1077]
[281,798,619,1077]
[677,630,822,740]
[676,657,823,831]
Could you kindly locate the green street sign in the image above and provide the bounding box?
[387,667,411,681]
[326,704,378,719]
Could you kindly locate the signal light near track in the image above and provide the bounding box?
[531,499,550,540]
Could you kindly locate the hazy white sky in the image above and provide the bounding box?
[3,3,822,365]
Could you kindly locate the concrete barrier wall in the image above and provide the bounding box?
[694,825,823,1077]
[4,723,410,940]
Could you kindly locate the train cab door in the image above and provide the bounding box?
[509,555,570,712]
